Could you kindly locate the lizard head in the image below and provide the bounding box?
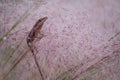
[39,16,48,23]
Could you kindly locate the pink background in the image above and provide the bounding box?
[0,0,120,80]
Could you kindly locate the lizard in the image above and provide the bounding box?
[26,16,48,80]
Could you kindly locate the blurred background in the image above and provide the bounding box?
[0,0,120,80]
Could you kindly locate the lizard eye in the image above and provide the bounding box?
[38,17,48,22]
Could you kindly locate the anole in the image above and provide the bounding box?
[26,17,48,80]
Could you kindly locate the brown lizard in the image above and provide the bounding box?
[26,17,48,80]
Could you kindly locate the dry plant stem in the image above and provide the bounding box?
[71,49,120,80]
[2,39,24,67]
[2,48,29,80]
[26,17,48,80]
[56,48,120,80]
[0,6,32,42]
[56,64,83,80]
[108,31,120,41]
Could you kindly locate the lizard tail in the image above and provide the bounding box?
[31,50,44,80]
[28,45,44,80]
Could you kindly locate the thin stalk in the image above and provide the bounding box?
[0,7,30,42]
[108,31,120,41]
[2,39,24,67]
[2,48,29,80]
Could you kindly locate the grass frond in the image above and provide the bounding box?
[2,39,24,67]
[0,7,31,42]
[2,48,29,80]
